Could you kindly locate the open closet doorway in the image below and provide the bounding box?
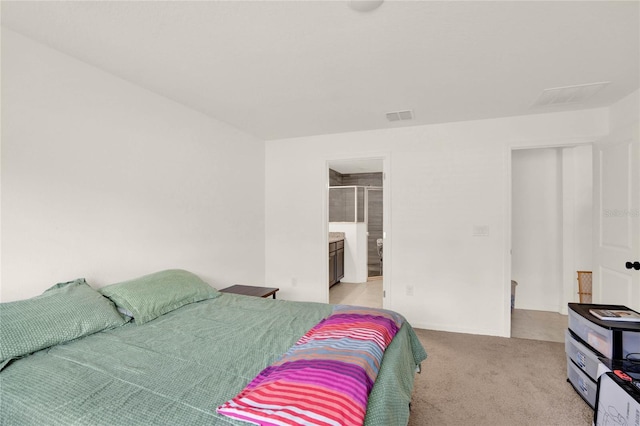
[510,144,593,342]
[327,158,385,309]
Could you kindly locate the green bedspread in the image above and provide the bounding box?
[0,293,427,425]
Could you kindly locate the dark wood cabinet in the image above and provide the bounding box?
[329,240,344,287]
[329,249,336,286]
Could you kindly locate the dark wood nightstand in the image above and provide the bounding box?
[219,285,279,299]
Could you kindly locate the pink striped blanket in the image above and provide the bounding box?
[216,305,404,425]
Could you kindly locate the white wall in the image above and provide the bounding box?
[570,144,594,273]
[0,29,266,301]
[265,109,607,336]
[564,144,594,311]
[609,90,639,131]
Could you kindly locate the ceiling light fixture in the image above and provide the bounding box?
[348,0,384,13]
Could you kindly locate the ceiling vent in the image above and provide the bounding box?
[386,110,414,122]
[532,81,610,107]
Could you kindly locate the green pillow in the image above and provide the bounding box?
[99,269,219,324]
[0,279,127,365]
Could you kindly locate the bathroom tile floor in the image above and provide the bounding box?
[329,280,383,309]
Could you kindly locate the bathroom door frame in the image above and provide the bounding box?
[323,153,391,309]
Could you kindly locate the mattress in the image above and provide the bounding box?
[0,293,426,425]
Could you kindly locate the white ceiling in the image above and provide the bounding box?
[2,1,639,141]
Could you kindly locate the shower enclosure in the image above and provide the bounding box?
[329,185,383,278]
[366,188,383,278]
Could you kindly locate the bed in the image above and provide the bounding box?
[0,270,427,426]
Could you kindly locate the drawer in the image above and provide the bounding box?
[329,242,336,251]
[568,304,640,359]
[569,308,614,358]
[565,329,600,381]
[335,240,344,249]
[567,356,597,409]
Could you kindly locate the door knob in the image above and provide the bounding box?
[626,261,640,270]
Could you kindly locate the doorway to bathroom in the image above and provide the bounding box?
[327,158,385,309]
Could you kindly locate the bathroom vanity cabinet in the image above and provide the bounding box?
[329,239,344,287]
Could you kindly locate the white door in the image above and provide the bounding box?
[593,123,640,309]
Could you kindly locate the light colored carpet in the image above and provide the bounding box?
[511,308,568,343]
[408,328,593,426]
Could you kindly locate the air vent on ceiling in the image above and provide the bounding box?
[386,110,414,122]
[532,81,610,107]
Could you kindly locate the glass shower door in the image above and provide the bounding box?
[367,188,383,278]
